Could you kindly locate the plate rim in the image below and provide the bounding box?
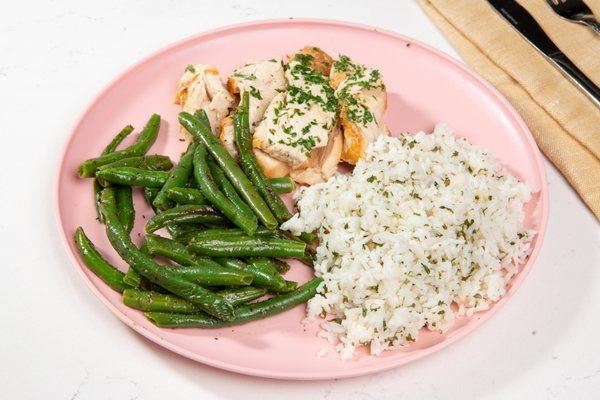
[54,18,549,380]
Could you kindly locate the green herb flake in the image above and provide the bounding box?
[233,71,257,80]
[249,86,262,100]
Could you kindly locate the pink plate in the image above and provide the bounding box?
[55,19,548,380]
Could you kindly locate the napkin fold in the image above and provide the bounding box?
[419,0,600,220]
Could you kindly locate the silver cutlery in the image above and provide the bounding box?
[488,0,600,109]
[546,0,600,35]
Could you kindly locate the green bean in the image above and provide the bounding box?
[94,125,134,223]
[182,228,312,265]
[298,232,315,245]
[96,167,169,187]
[145,205,225,233]
[97,155,173,171]
[103,125,135,154]
[122,243,172,293]
[74,227,128,292]
[268,177,295,194]
[216,258,295,293]
[247,257,290,275]
[153,143,197,210]
[143,234,252,286]
[145,277,322,328]
[95,183,107,223]
[179,111,277,229]
[192,144,258,235]
[206,157,255,221]
[78,114,161,177]
[234,93,291,223]
[204,227,297,241]
[188,236,306,259]
[123,267,143,288]
[124,286,265,314]
[180,227,287,243]
[97,156,145,170]
[297,251,315,267]
[124,289,199,313]
[193,108,212,130]
[115,186,135,233]
[246,257,277,275]
[277,231,316,263]
[141,155,174,171]
[99,187,235,320]
[176,229,245,244]
[165,224,197,242]
[144,187,159,208]
[144,234,217,267]
[123,242,149,289]
[165,187,206,205]
[175,264,252,286]
[217,287,267,306]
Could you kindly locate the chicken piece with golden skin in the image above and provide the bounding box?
[293,46,333,76]
[219,116,237,157]
[253,47,338,169]
[251,47,342,184]
[330,55,389,165]
[174,64,234,135]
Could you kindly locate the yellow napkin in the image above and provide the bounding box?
[419,0,600,220]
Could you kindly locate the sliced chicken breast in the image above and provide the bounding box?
[227,57,287,131]
[254,148,291,178]
[292,46,333,76]
[290,124,343,185]
[253,48,337,168]
[222,113,289,176]
[220,57,287,159]
[219,116,236,157]
[330,56,389,164]
[174,64,234,135]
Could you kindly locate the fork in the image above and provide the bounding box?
[546,0,600,34]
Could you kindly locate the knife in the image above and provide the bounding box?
[487,0,600,109]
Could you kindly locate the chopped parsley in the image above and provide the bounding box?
[421,263,431,274]
[249,86,262,100]
[185,64,195,73]
[333,56,385,126]
[293,53,314,66]
[233,71,257,80]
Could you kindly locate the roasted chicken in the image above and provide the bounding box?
[174,48,389,185]
[174,64,234,135]
[219,57,288,158]
[252,47,339,183]
[330,55,389,164]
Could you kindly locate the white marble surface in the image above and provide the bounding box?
[1,1,599,398]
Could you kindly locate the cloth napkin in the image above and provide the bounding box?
[419,0,600,220]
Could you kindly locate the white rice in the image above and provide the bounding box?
[282,123,535,359]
